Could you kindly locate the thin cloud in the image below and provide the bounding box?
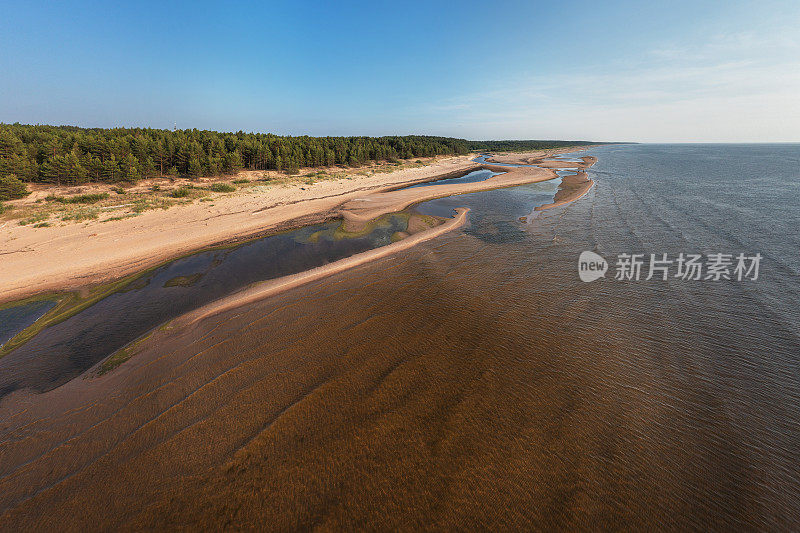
[412,29,800,142]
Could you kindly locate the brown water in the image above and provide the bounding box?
[0,144,798,530]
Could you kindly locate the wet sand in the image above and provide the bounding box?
[0,208,784,530]
[535,172,595,212]
[534,156,598,169]
[3,232,620,531]
[485,150,597,169]
[0,149,593,305]
[0,145,795,531]
[0,152,611,531]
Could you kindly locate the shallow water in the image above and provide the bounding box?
[407,143,800,529]
[0,300,56,347]
[164,142,800,529]
[1,144,799,530]
[401,168,503,189]
[0,163,568,398]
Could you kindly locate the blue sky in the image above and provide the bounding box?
[1,0,798,142]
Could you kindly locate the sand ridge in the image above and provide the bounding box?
[535,171,595,212]
[176,208,470,325]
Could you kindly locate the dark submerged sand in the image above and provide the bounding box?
[0,222,770,530]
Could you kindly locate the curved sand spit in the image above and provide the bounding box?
[0,156,479,303]
[177,208,470,324]
[181,157,595,320]
[535,171,595,212]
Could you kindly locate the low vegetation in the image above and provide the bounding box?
[0,133,598,231]
[95,321,174,375]
[0,267,159,359]
[46,192,109,204]
[163,273,204,287]
[60,209,99,222]
[209,183,236,193]
[18,213,49,226]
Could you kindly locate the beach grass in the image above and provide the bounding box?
[0,156,452,230]
[96,331,153,375]
[46,193,110,204]
[209,183,236,193]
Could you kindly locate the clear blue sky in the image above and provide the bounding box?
[1,0,798,142]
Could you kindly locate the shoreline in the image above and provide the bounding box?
[534,171,596,212]
[0,147,593,304]
[337,163,557,231]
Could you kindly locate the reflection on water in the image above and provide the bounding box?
[415,178,561,242]
[0,163,574,398]
[0,300,56,347]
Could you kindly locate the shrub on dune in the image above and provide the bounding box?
[0,174,30,201]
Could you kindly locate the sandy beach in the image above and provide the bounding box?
[484,148,597,167]
[4,146,791,531]
[0,149,592,304]
[5,143,791,531]
[338,163,556,231]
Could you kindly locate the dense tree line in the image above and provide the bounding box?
[466,140,602,152]
[0,123,601,186]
